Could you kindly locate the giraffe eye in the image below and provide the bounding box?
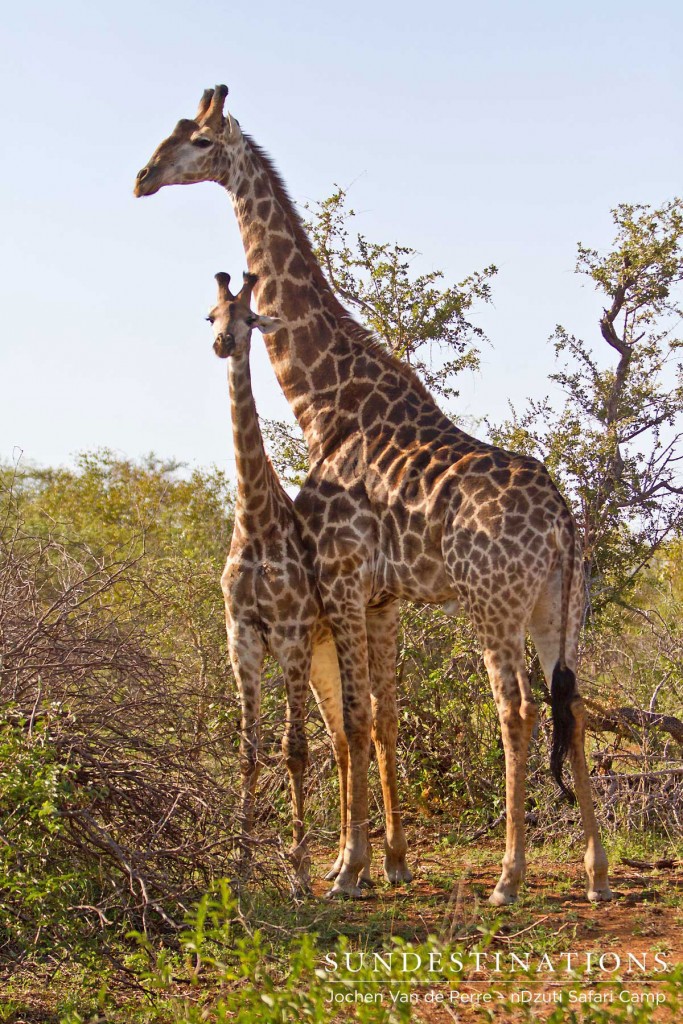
[192,137,213,149]
[246,316,257,326]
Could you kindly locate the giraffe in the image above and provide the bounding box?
[206,268,410,889]
[134,85,613,905]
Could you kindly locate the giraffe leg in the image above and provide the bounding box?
[367,603,412,885]
[227,621,266,872]
[568,696,612,901]
[318,588,372,898]
[309,636,364,882]
[275,634,313,891]
[530,575,612,902]
[480,634,537,907]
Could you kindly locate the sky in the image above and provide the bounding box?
[1,0,681,480]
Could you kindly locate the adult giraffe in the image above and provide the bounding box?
[134,85,612,905]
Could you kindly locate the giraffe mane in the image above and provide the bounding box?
[242,134,438,409]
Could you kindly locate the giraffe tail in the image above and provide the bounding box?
[550,508,578,804]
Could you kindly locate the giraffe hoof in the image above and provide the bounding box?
[324,857,344,881]
[488,888,518,907]
[359,876,375,889]
[384,859,413,885]
[587,887,614,903]
[324,883,364,900]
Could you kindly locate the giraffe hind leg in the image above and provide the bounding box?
[530,574,612,902]
[442,530,535,904]
[481,633,537,907]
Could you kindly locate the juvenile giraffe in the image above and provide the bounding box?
[135,85,612,905]
[208,270,410,888]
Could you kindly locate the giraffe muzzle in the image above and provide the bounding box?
[214,333,235,358]
[133,165,161,197]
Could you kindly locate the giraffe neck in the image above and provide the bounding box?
[220,136,460,463]
[227,348,280,524]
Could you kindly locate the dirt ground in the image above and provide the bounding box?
[2,837,682,1023]
[305,835,683,1022]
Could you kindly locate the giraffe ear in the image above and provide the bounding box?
[255,315,284,335]
[225,110,242,142]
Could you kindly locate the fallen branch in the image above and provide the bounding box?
[620,858,678,871]
[492,916,551,942]
[586,700,683,745]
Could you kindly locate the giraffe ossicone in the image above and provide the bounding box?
[135,85,612,906]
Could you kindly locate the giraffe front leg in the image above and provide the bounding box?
[308,636,349,882]
[228,621,266,876]
[483,645,536,907]
[327,715,371,898]
[321,601,372,899]
[310,636,375,888]
[324,757,348,881]
[367,604,412,885]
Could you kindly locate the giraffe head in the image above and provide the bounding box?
[208,272,283,358]
[134,85,240,197]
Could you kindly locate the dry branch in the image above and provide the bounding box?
[0,491,307,961]
[586,698,683,746]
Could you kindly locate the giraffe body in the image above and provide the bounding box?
[135,86,611,904]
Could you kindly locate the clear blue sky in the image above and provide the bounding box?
[1,0,681,477]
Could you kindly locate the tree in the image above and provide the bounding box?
[307,187,496,398]
[493,199,683,616]
[263,186,497,485]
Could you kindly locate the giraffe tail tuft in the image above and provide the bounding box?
[550,662,577,804]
